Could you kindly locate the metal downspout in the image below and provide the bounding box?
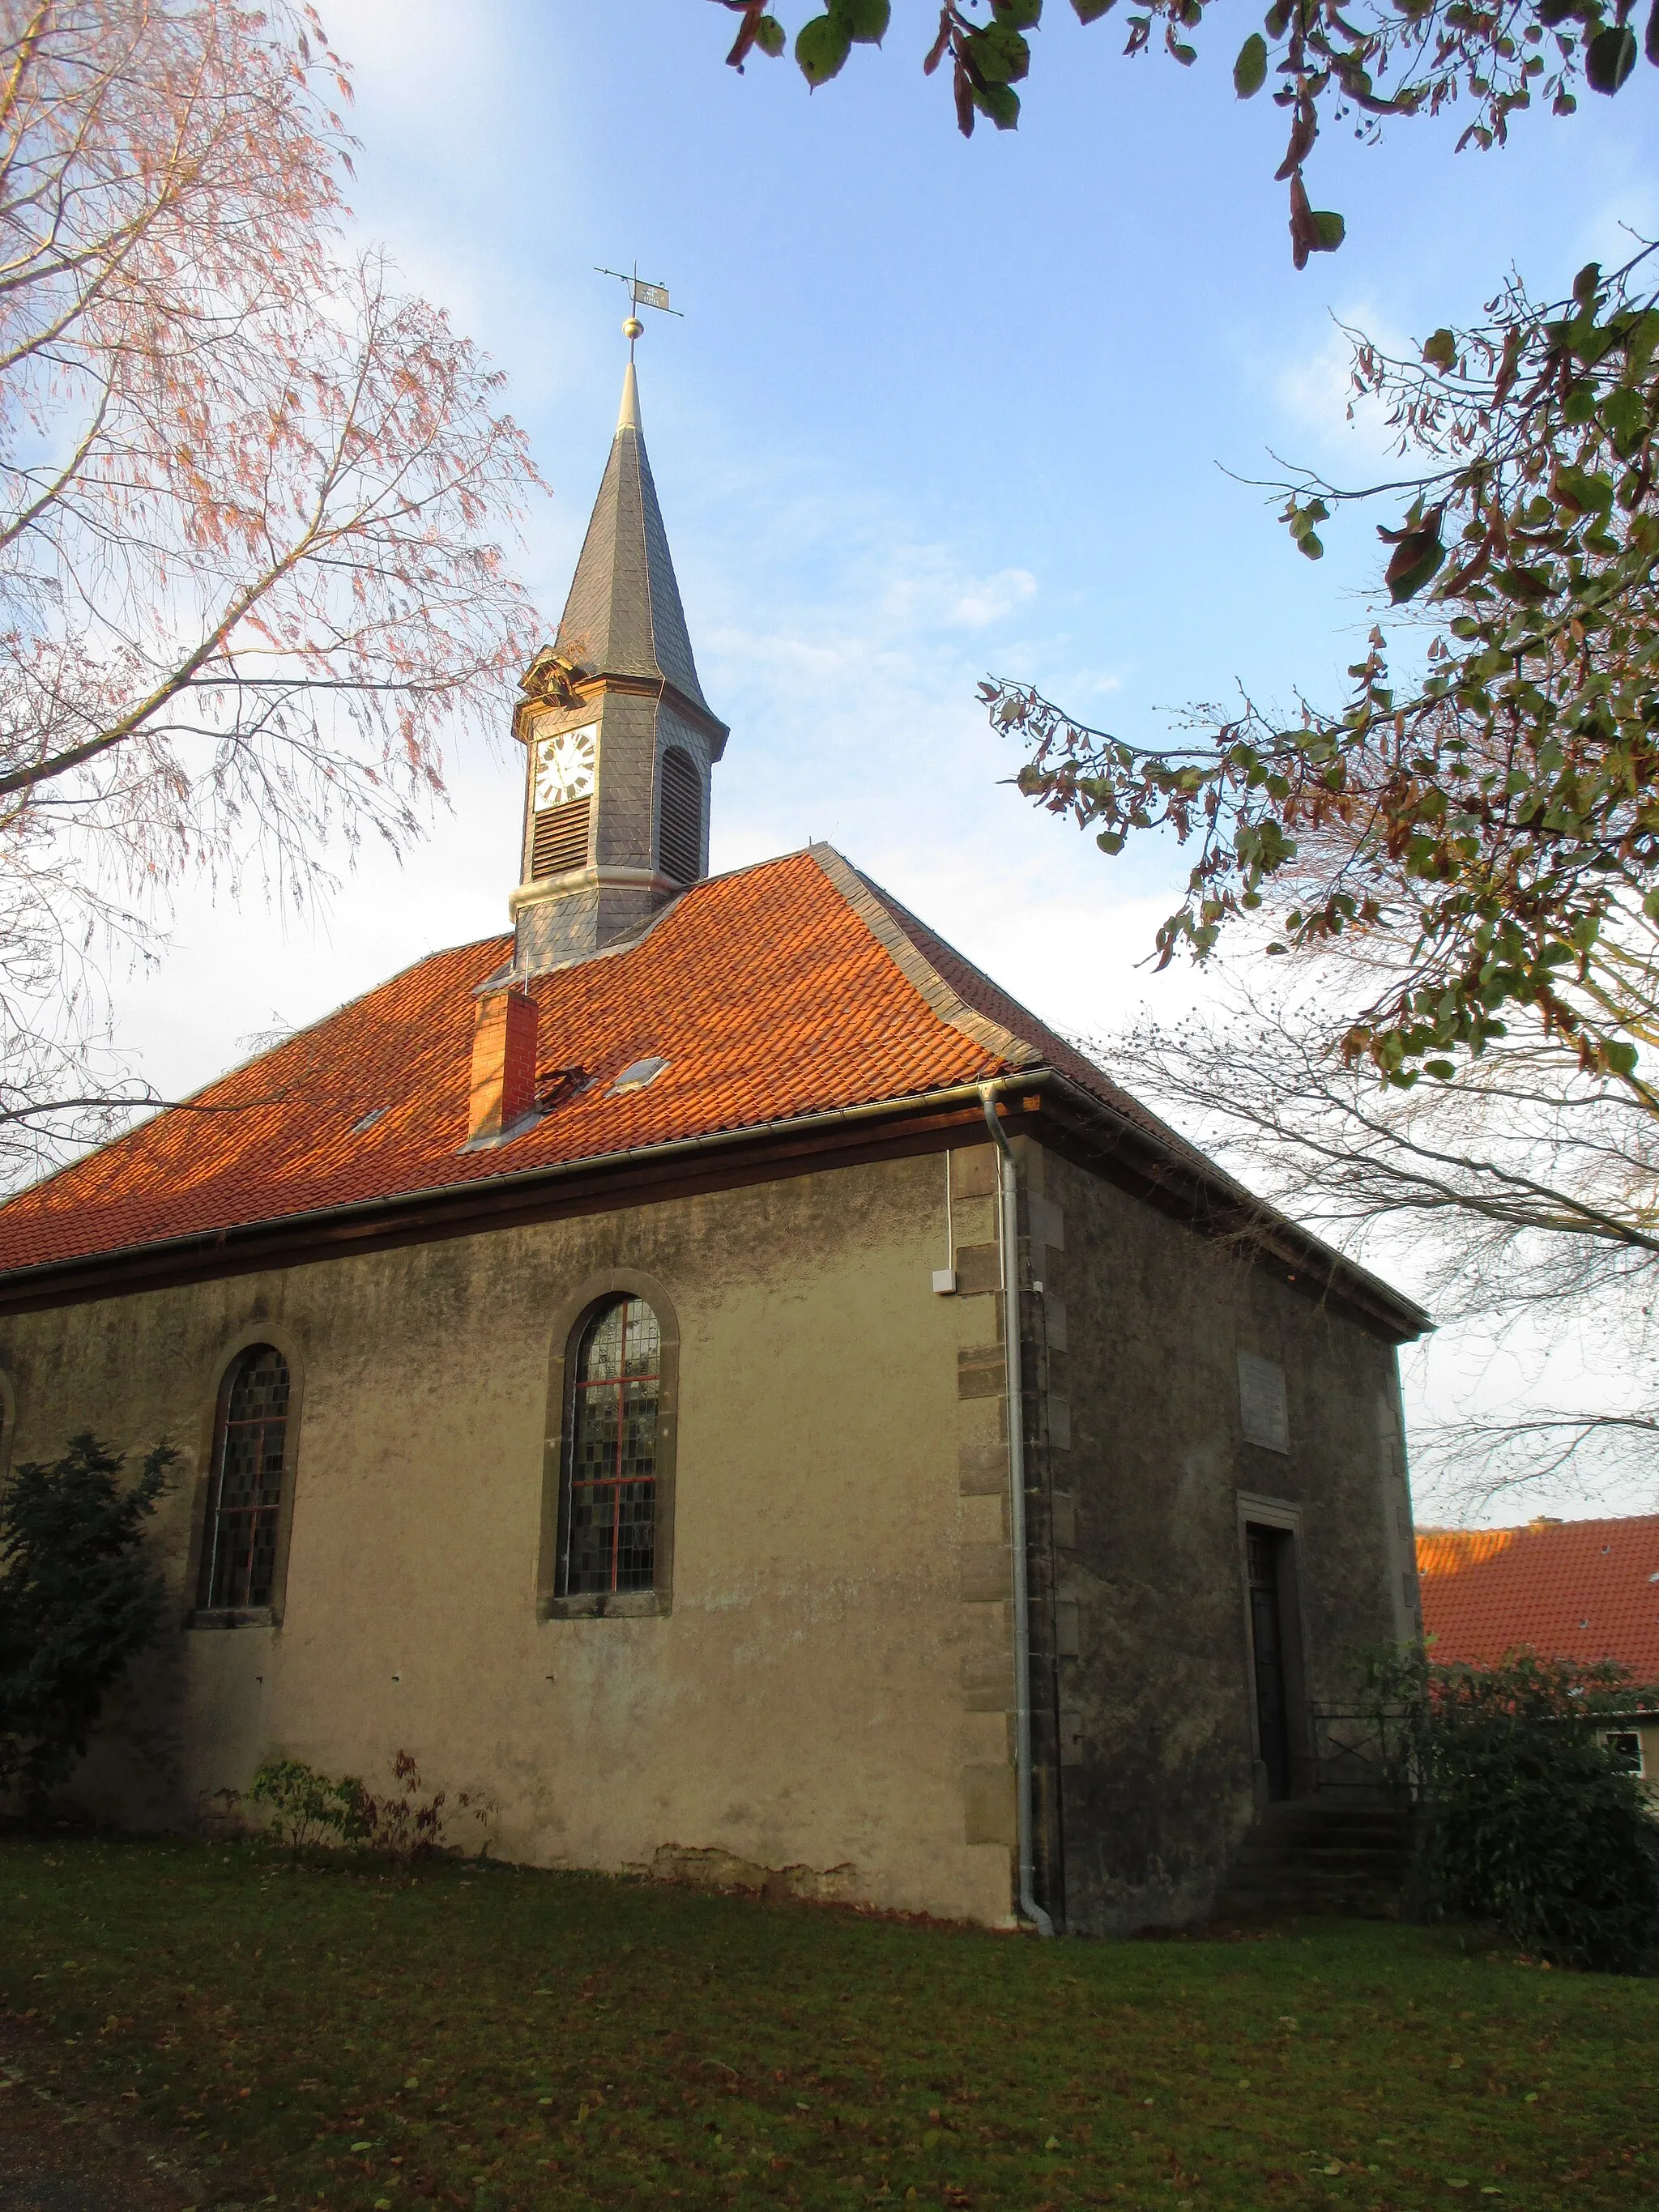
[980,1080,1056,1938]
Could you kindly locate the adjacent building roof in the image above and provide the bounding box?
[1417,1514,1659,1681]
[550,362,714,718]
[0,845,1428,1338]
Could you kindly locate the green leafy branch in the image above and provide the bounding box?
[714,0,1659,263]
[985,248,1659,1093]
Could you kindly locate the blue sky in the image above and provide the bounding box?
[122,2,1659,1514]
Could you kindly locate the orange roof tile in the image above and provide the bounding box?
[0,849,1031,1276]
[1417,1514,1659,1680]
[0,845,1427,1340]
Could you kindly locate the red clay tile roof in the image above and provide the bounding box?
[1417,1514,1659,1681]
[0,843,1426,1337]
[0,847,1032,1277]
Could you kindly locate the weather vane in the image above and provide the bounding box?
[595,264,683,358]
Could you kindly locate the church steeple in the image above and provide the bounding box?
[510,354,727,974]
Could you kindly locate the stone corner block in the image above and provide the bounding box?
[958,1542,1010,1605]
[958,1437,1009,1497]
[953,1242,1001,1298]
[957,1345,1006,1400]
[950,1144,998,1200]
[961,1762,1017,1847]
[961,1648,1016,1713]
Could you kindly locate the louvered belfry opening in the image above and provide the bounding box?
[657,748,701,884]
[531,794,591,880]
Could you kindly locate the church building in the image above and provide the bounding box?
[0,352,1428,1934]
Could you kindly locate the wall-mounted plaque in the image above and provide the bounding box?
[1238,1351,1290,1455]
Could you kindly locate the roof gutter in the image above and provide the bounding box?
[980,1078,1056,1940]
[0,1063,1428,1342]
[0,1079,1030,1302]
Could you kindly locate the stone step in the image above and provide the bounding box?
[1214,1799,1418,1923]
[1235,1831,1408,1851]
[1213,1885,1403,1921]
[1258,1805,1412,1835]
[1246,1826,1410,1855]
[1229,1843,1409,1873]
[1222,1867,1406,1894]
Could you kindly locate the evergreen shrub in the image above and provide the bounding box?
[0,1433,174,1805]
[1368,1647,1659,1973]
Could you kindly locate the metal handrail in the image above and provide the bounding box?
[1308,1702,1421,1801]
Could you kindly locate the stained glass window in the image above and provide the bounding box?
[198,1345,290,1611]
[561,1296,660,1596]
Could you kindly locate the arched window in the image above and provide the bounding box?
[198,1345,291,1611]
[559,1296,661,1596]
[657,748,701,885]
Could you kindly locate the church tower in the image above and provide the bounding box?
[509,357,727,973]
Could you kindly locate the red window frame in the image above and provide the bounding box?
[198,1345,290,1610]
[559,1296,661,1596]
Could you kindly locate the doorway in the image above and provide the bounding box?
[1246,1524,1293,1800]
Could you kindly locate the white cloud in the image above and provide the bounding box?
[1274,307,1413,471]
[322,0,509,130]
[868,547,1038,633]
[950,566,1039,629]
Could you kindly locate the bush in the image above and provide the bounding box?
[1366,1647,1659,1973]
[247,1749,492,1859]
[357,1748,492,1859]
[0,1433,175,1806]
[248,1758,369,1852]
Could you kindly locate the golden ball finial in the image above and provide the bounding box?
[623,315,644,341]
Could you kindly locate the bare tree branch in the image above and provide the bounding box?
[1088,969,1659,1514]
[0,1,544,1187]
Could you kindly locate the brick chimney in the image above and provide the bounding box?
[467,986,538,1144]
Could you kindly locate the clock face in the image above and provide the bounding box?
[533,722,597,809]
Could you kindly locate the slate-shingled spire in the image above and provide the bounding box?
[509,359,728,975]
[552,362,712,715]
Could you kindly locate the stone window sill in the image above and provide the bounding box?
[543,1591,666,1622]
[188,1607,275,1630]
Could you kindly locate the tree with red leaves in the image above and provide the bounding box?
[0,2,541,1184]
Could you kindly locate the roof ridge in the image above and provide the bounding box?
[807,846,1040,1073]
[636,434,661,684]
[1425,1511,1659,1541]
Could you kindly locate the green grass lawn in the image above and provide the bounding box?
[0,1835,1653,2211]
